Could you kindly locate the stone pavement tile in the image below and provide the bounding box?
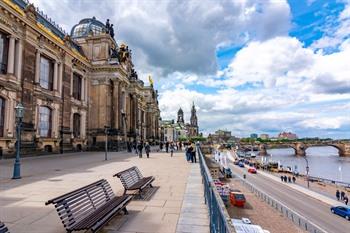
[178,212,209,220]
[164,200,183,208]
[145,206,181,214]
[144,199,166,207]
[117,211,166,232]
[176,224,210,233]
[177,216,209,226]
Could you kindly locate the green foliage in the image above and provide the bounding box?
[190,136,207,142]
[178,136,188,142]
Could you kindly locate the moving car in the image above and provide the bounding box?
[230,191,246,207]
[238,162,245,168]
[330,206,350,220]
[248,167,257,174]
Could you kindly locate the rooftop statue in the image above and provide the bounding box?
[105,19,110,33]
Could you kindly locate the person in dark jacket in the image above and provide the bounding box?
[145,142,151,158]
[336,190,340,201]
[344,196,348,205]
[165,141,169,153]
[341,191,345,200]
[137,141,143,158]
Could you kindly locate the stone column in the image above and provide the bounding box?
[70,72,73,96]
[85,77,88,102]
[81,77,85,101]
[81,111,86,138]
[35,50,41,83]
[15,39,23,81]
[58,63,63,95]
[6,99,15,137]
[7,36,16,74]
[113,81,119,129]
[53,61,58,91]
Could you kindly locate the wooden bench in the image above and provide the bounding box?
[0,222,9,233]
[45,179,132,233]
[114,166,155,197]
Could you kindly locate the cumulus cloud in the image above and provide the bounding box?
[31,0,350,138]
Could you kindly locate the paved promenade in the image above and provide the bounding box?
[0,150,209,233]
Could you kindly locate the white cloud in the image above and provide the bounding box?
[30,0,350,138]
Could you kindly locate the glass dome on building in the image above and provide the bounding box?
[71,17,106,38]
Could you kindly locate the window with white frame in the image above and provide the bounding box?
[39,106,52,137]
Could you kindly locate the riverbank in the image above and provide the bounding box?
[266,170,350,204]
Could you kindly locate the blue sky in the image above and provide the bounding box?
[32,0,350,138]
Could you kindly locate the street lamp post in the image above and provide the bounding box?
[303,156,310,188]
[104,126,109,161]
[12,103,24,179]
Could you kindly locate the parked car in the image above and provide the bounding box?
[331,206,350,220]
[230,191,246,207]
[248,167,257,174]
[238,162,245,168]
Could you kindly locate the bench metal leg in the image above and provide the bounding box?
[139,189,143,199]
[150,183,153,188]
[123,189,127,195]
[123,207,129,215]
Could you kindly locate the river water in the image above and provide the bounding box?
[257,146,350,182]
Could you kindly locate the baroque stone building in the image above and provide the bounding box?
[0,0,160,157]
[160,103,199,142]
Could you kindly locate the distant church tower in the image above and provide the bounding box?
[190,102,198,136]
[177,108,184,124]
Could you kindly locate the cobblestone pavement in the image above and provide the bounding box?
[0,150,209,233]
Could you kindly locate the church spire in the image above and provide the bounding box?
[190,102,198,127]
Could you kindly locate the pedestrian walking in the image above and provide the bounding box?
[133,140,137,155]
[192,145,197,163]
[179,141,182,151]
[344,196,349,205]
[288,176,291,183]
[184,144,188,161]
[186,144,192,162]
[280,176,284,182]
[137,141,143,158]
[284,176,287,182]
[341,191,345,200]
[145,142,151,158]
[160,141,163,151]
[165,141,169,153]
[336,190,340,201]
[170,142,174,157]
[292,176,296,183]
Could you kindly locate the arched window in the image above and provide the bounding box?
[39,106,52,137]
[0,97,5,137]
[73,113,81,138]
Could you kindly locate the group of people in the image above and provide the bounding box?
[185,143,197,163]
[128,140,151,158]
[280,175,296,183]
[336,190,349,205]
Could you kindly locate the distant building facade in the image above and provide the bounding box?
[0,0,160,157]
[278,132,298,140]
[208,130,237,144]
[260,134,269,140]
[250,133,258,139]
[160,103,199,142]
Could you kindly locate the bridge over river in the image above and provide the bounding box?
[240,141,350,157]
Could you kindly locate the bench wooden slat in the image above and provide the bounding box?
[46,179,131,232]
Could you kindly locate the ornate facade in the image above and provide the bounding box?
[0,0,160,157]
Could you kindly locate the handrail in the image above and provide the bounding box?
[197,145,235,233]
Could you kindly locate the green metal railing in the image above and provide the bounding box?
[197,145,235,233]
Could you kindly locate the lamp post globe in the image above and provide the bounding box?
[12,103,24,179]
